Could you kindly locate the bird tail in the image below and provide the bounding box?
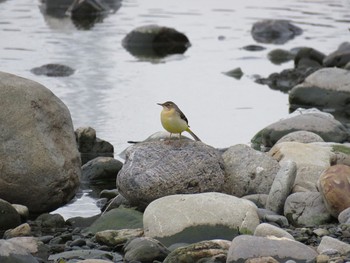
[186,128,201,142]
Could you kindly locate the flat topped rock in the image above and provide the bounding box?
[117,140,225,209]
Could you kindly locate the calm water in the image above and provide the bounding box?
[1,0,349,218]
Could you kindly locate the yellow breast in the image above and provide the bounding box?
[160,108,188,134]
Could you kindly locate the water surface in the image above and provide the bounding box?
[1,0,349,218]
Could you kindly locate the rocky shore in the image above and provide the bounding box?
[2,16,350,263]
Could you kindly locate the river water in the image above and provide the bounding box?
[1,0,349,218]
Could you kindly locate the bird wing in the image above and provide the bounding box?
[175,105,189,125]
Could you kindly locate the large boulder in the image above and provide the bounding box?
[117,141,225,209]
[252,110,349,149]
[289,68,350,114]
[0,199,21,232]
[223,144,280,197]
[0,72,80,213]
[323,42,350,67]
[143,192,259,246]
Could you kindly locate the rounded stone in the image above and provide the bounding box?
[117,141,225,208]
[318,164,350,217]
[0,71,80,213]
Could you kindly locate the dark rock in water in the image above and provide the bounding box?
[117,141,225,209]
[323,42,350,67]
[267,48,294,65]
[255,67,318,93]
[81,157,123,185]
[289,68,350,115]
[0,199,21,232]
[223,67,243,79]
[75,127,114,165]
[31,63,75,77]
[251,112,350,149]
[39,0,74,18]
[251,19,302,44]
[122,24,191,59]
[35,213,66,228]
[294,47,325,68]
[241,44,266,51]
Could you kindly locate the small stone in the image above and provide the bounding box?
[95,228,144,246]
[316,254,330,263]
[4,223,31,239]
[313,228,330,237]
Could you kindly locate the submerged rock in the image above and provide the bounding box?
[31,63,75,77]
[251,19,302,44]
[122,24,191,59]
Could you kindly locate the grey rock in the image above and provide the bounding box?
[223,67,243,79]
[95,228,144,246]
[338,207,350,223]
[223,144,280,197]
[269,142,333,192]
[256,67,318,93]
[266,161,297,214]
[143,192,259,246]
[323,42,350,67]
[289,68,350,114]
[81,157,122,184]
[4,223,31,239]
[124,237,170,262]
[48,249,123,262]
[226,235,317,262]
[122,24,191,59]
[317,236,350,255]
[0,72,81,213]
[294,47,325,69]
[30,63,75,77]
[242,194,268,208]
[11,204,29,222]
[35,213,65,228]
[267,48,294,65]
[251,19,302,44]
[99,189,119,200]
[0,237,41,263]
[254,223,294,240]
[75,127,114,165]
[252,110,349,149]
[83,207,143,234]
[276,130,324,144]
[263,214,289,228]
[0,199,21,231]
[163,240,230,263]
[284,192,333,226]
[117,141,225,208]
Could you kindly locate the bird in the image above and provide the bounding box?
[157,101,201,142]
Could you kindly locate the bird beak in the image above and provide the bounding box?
[157,103,163,106]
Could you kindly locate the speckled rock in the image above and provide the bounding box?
[226,235,318,262]
[284,192,332,226]
[163,240,230,263]
[143,192,259,246]
[95,228,144,247]
[0,72,81,213]
[223,144,280,197]
[318,164,350,217]
[117,141,225,209]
